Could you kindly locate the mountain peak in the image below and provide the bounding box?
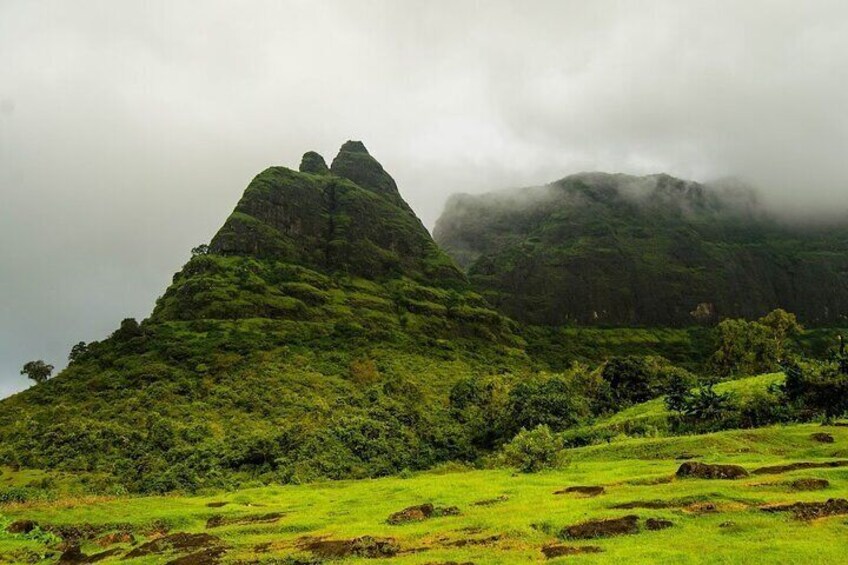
[338,140,369,154]
[330,141,408,209]
[299,151,329,174]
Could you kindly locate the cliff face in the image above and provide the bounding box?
[434,172,848,327]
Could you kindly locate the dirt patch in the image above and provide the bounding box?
[299,536,399,559]
[472,496,508,506]
[423,562,475,565]
[761,498,848,520]
[685,502,719,514]
[58,546,122,564]
[676,462,748,480]
[542,544,603,558]
[123,533,222,559]
[626,476,674,486]
[645,518,674,531]
[387,504,460,525]
[789,478,830,491]
[811,433,835,443]
[205,512,284,529]
[164,547,227,565]
[561,515,639,540]
[6,520,37,534]
[46,523,135,543]
[611,500,674,510]
[205,502,227,508]
[96,532,135,547]
[675,453,701,460]
[555,486,605,497]
[752,460,848,475]
[611,497,715,511]
[442,535,502,548]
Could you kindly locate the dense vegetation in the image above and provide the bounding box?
[434,172,848,326]
[3,145,848,506]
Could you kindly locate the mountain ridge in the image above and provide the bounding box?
[434,172,848,327]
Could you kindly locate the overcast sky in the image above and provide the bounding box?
[2,0,848,397]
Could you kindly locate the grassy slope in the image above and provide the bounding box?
[578,372,786,439]
[3,422,848,564]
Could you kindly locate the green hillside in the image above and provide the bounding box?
[434,173,848,327]
[0,142,523,493]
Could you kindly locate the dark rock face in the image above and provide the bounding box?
[434,172,848,327]
[329,140,410,210]
[676,462,748,480]
[209,142,465,288]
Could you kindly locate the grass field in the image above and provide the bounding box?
[3,421,848,564]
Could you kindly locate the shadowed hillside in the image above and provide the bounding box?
[434,173,848,327]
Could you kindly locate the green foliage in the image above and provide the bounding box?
[709,310,802,378]
[501,425,564,473]
[783,360,848,420]
[19,361,53,385]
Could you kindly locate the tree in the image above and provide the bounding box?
[683,384,734,422]
[191,244,210,256]
[112,318,142,341]
[601,357,655,406]
[68,341,88,362]
[758,309,802,361]
[664,376,692,414]
[20,360,54,385]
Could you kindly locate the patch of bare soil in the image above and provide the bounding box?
[123,533,222,560]
[471,495,508,506]
[387,504,460,525]
[205,512,284,529]
[761,498,848,520]
[684,503,719,514]
[676,462,748,479]
[752,460,848,475]
[5,520,37,534]
[164,547,227,565]
[58,546,122,564]
[810,433,835,443]
[298,536,399,559]
[442,535,502,548]
[205,502,227,508]
[96,532,135,547]
[611,500,674,510]
[675,453,701,460]
[555,486,605,497]
[561,515,639,540]
[626,476,674,486]
[542,544,603,558]
[645,518,674,531]
[789,478,830,491]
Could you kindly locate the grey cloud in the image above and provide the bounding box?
[2,0,848,396]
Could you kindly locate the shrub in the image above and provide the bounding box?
[501,425,565,473]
